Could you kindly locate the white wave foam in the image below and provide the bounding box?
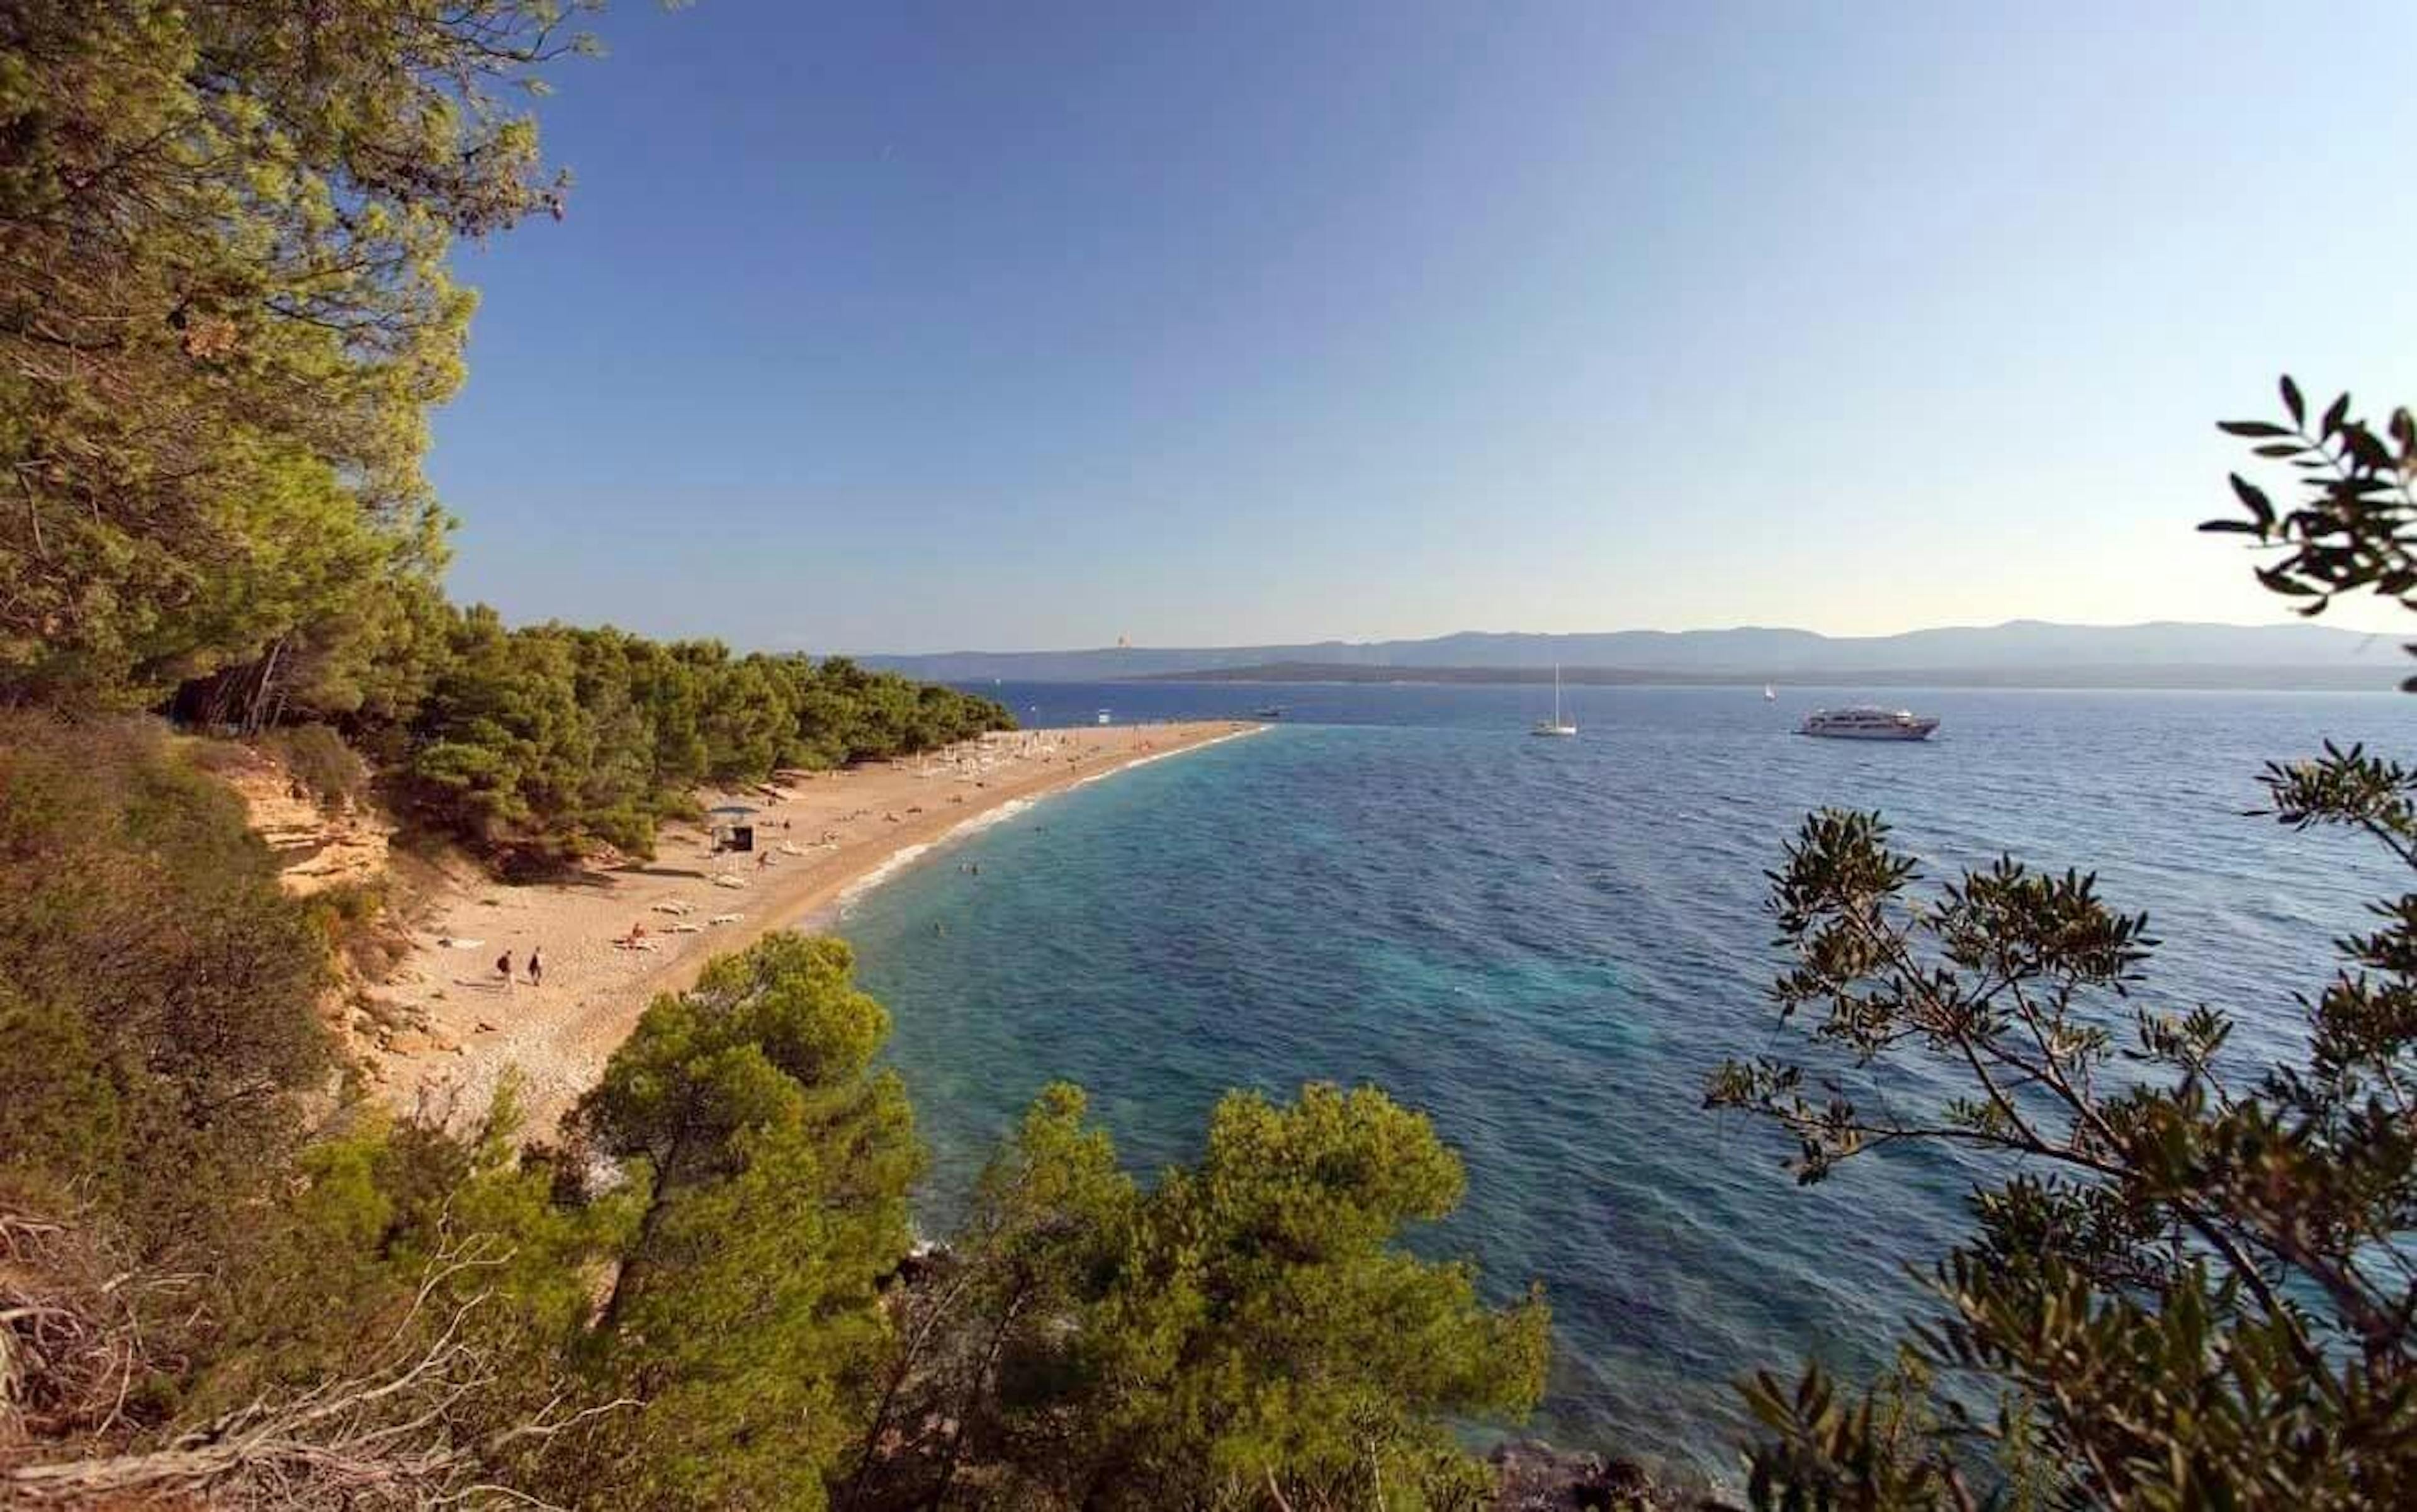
[828,796,1039,913]
[1071,724,1263,789]
[833,840,937,913]
[949,793,1038,836]
[835,726,1264,915]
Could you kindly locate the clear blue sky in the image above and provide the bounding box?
[431,0,2417,653]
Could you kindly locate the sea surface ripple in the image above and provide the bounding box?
[838,682,2417,1481]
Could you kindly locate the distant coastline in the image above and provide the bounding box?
[1130,660,2403,692]
[861,618,2407,689]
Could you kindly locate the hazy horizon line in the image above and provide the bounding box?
[829,614,2404,662]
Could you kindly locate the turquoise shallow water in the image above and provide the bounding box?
[834,682,2417,1482]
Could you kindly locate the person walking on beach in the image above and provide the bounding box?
[527,947,543,989]
[495,949,513,993]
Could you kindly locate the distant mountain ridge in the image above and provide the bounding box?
[1137,661,2408,691]
[859,621,2408,689]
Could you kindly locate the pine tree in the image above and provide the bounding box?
[1,0,591,711]
[564,934,923,1509]
[1713,380,2417,1506]
[870,1081,1552,1511]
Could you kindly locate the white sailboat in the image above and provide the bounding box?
[1763,684,1776,701]
[1531,665,1577,738]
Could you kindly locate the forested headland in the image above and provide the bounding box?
[1,704,1548,1506]
[0,5,1547,1507]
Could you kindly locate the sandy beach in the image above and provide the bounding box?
[371,720,1254,1129]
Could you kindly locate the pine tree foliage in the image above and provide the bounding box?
[0,1,1012,871]
[560,935,923,1510]
[1,0,586,710]
[390,624,1010,867]
[855,1081,1552,1511]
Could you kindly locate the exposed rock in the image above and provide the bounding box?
[1490,1439,1696,1511]
[889,1240,955,1291]
[212,742,392,898]
[380,1029,464,1058]
[205,736,420,1065]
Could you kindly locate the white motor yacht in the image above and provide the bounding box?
[1798,706,1939,741]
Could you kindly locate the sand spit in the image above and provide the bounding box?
[371,721,1256,1129]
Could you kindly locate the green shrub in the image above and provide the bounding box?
[261,723,368,809]
[0,713,332,1250]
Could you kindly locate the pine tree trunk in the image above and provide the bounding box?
[923,1278,1029,1510]
[242,635,286,736]
[596,1131,692,1334]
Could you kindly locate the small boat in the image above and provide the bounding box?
[1095,709,1111,726]
[1531,665,1577,738]
[1763,684,1776,701]
[1253,705,1285,719]
[1798,706,1939,741]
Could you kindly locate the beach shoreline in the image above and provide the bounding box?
[371,720,1257,1129]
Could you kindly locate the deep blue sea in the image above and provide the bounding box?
[832,681,2417,1483]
